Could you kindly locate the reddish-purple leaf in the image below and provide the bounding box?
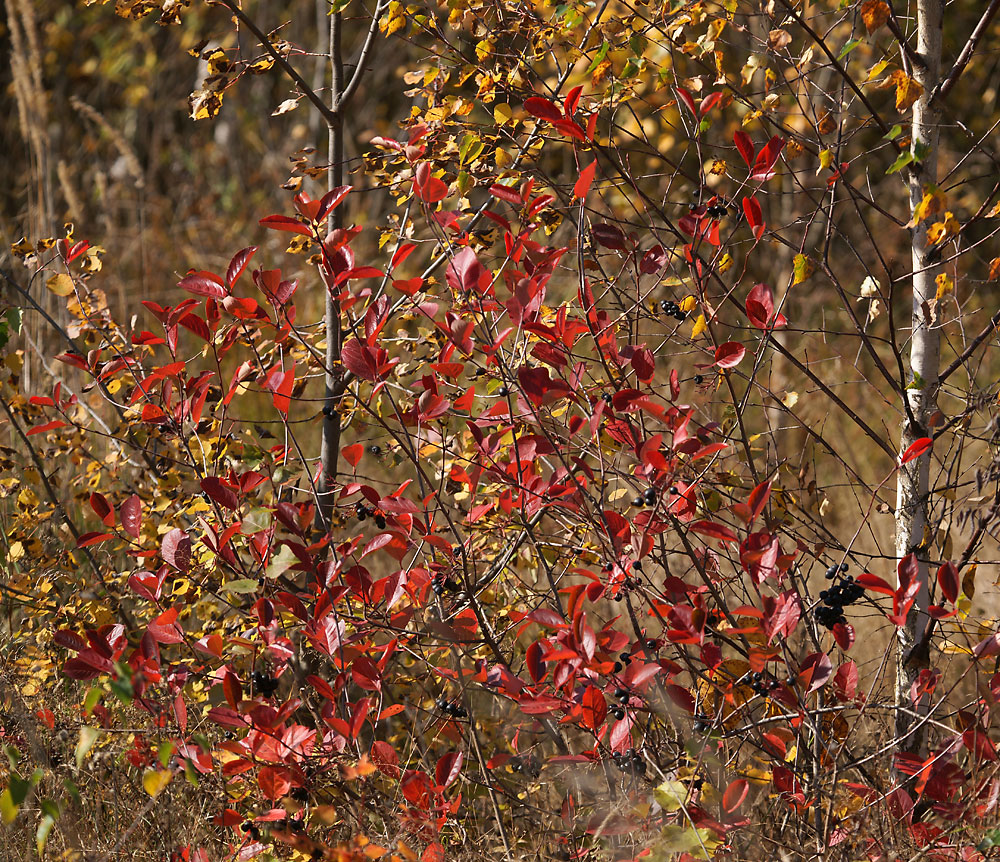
[120,494,142,539]
[937,561,960,604]
[640,245,668,274]
[799,652,833,694]
[833,660,858,701]
[200,476,239,510]
[746,283,775,330]
[179,274,226,299]
[162,528,191,573]
[435,751,464,789]
[445,247,485,294]
[76,531,113,548]
[688,520,738,543]
[89,492,115,526]
[592,223,627,250]
[317,185,352,222]
[225,246,258,289]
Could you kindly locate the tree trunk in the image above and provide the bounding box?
[895,0,943,755]
[317,9,344,532]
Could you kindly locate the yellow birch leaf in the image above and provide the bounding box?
[142,768,173,797]
[45,273,75,296]
[691,313,707,338]
[893,73,923,111]
[934,272,953,299]
[793,254,814,284]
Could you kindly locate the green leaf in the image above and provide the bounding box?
[585,41,609,74]
[887,151,913,175]
[907,372,926,390]
[225,578,259,594]
[883,124,902,141]
[158,741,175,768]
[0,789,17,824]
[36,811,55,856]
[75,726,100,770]
[837,39,861,60]
[83,685,102,715]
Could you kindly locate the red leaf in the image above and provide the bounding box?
[798,652,833,694]
[258,766,292,801]
[747,479,771,526]
[714,342,746,369]
[900,437,933,465]
[258,215,313,236]
[489,183,522,205]
[317,185,352,222]
[722,778,749,813]
[752,136,785,181]
[161,528,191,573]
[201,476,239,510]
[445,247,485,294]
[179,274,227,299]
[574,160,597,200]
[390,243,416,271]
[435,751,463,789]
[856,572,896,596]
[413,163,449,203]
[592,223,627,250]
[148,608,184,644]
[524,96,563,123]
[526,640,545,683]
[745,283,776,330]
[699,91,724,115]
[120,494,142,539]
[564,85,583,116]
[640,245,668,274]
[581,685,607,732]
[734,130,755,168]
[89,492,115,526]
[742,195,764,239]
[76,531,113,548]
[833,660,858,701]
[687,521,738,543]
[937,561,960,604]
[225,247,258,289]
[630,347,655,383]
[27,419,67,436]
[342,443,364,468]
[676,87,697,116]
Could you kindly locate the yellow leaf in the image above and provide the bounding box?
[654,780,688,812]
[861,0,890,34]
[493,104,512,126]
[962,563,977,601]
[793,254,814,284]
[142,768,173,797]
[691,313,707,338]
[990,258,1000,281]
[717,253,733,273]
[817,148,833,174]
[912,187,944,226]
[927,211,959,246]
[934,272,953,299]
[892,72,923,112]
[45,273,75,296]
[866,58,891,83]
[679,295,697,313]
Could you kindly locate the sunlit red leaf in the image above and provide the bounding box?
[900,436,933,465]
[524,96,563,123]
[714,342,746,368]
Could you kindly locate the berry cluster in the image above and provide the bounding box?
[631,486,659,507]
[706,203,728,218]
[354,502,386,528]
[612,651,632,673]
[611,748,646,776]
[747,671,777,697]
[815,564,863,629]
[251,670,279,697]
[432,572,461,596]
[659,299,688,321]
[435,697,468,719]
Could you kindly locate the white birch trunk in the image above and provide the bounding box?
[895,0,943,754]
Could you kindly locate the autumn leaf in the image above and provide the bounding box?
[861,0,891,33]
